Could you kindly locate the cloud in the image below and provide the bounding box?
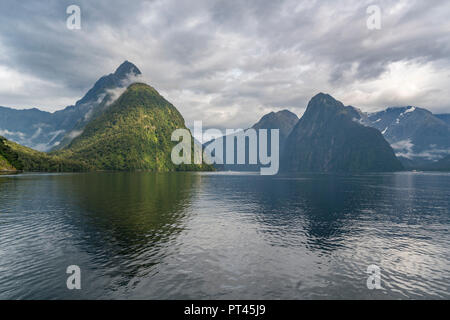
[0,129,26,139]
[0,0,450,128]
[392,139,415,158]
[102,72,144,107]
[392,139,450,160]
[67,130,83,139]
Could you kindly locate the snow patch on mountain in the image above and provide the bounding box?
[404,107,416,114]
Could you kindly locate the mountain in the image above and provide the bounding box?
[0,106,57,151]
[0,61,141,151]
[400,154,450,171]
[435,114,450,126]
[427,155,450,171]
[366,107,450,166]
[0,137,17,171]
[55,83,212,171]
[0,136,85,172]
[204,109,298,171]
[252,110,299,151]
[0,147,16,172]
[282,93,404,172]
[55,60,142,149]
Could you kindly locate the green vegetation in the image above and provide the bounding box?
[55,83,213,172]
[0,136,20,171]
[0,136,86,172]
[1,83,212,173]
[0,153,16,171]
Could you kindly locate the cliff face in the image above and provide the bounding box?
[282,93,404,172]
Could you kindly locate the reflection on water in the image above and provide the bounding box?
[0,172,449,299]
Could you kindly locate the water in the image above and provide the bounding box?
[0,171,449,299]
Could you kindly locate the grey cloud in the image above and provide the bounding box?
[0,0,449,128]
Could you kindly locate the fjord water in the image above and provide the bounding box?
[0,172,449,299]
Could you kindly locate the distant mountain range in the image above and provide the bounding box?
[206,94,450,172]
[205,93,404,173]
[0,61,141,151]
[0,62,211,172]
[1,61,449,172]
[364,106,450,168]
[204,109,299,171]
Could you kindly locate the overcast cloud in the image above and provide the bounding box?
[0,0,450,129]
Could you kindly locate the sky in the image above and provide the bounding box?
[0,0,450,130]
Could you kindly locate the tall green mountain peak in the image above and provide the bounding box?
[56,82,212,171]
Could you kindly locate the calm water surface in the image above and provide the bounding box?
[0,171,449,299]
